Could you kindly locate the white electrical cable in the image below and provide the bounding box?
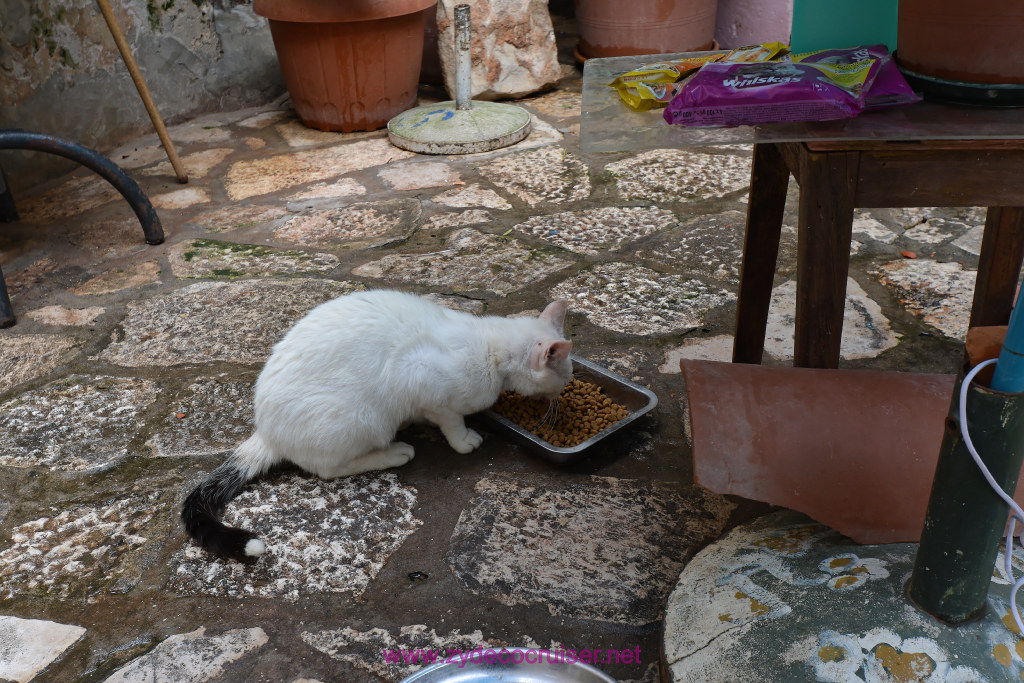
[959,358,1024,634]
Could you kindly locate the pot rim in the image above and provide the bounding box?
[253,0,436,23]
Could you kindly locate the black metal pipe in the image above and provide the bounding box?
[0,166,18,223]
[0,267,13,328]
[0,129,163,244]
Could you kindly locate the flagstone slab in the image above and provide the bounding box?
[874,259,976,340]
[98,279,361,367]
[275,119,349,147]
[550,263,735,336]
[284,179,367,210]
[148,376,254,457]
[102,626,268,683]
[431,184,511,210]
[903,221,953,245]
[852,213,898,244]
[478,147,591,206]
[238,110,290,129]
[140,148,234,179]
[953,225,984,256]
[273,199,421,249]
[0,334,82,395]
[446,475,734,625]
[0,492,164,599]
[151,187,211,209]
[661,335,735,373]
[0,375,159,471]
[74,260,162,295]
[0,616,86,683]
[352,228,572,296]
[23,305,105,326]
[519,89,582,119]
[65,215,152,261]
[425,210,494,230]
[604,150,749,204]
[379,161,462,190]
[225,139,415,200]
[168,473,421,600]
[638,210,775,284]
[763,279,900,361]
[111,142,170,170]
[18,176,120,223]
[515,206,678,255]
[189,204,290,233]
[168,239,339,280]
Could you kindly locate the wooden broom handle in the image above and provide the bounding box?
[95,0,188,183]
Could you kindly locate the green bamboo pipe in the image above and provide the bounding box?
[908,364,1024,623]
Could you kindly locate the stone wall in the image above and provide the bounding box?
[0,0,285,192]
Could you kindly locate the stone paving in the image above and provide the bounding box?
[0,60,989,683]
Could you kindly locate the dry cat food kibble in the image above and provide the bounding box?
[491,377,631,448]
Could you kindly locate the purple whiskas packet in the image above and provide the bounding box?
[663,60,876,127]
[789,45,921,110]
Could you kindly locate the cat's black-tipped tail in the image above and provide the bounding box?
[181,434,275,563]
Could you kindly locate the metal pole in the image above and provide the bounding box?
[95,0,188,183]
[454,4,472,111]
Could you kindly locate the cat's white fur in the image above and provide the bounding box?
[182,289,573,560]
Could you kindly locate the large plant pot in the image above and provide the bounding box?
[896,0,1024,104]
[573,0,718,59]
[253,0,436,132]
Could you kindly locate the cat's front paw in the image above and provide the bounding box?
[450,428,483,454]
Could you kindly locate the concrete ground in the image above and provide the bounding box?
[0,21,997,683]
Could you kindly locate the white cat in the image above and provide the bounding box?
[182,289,573,562]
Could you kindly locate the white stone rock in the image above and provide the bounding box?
[0,616,85,683]
[102,626,268,682]
[851,214,896,244]
[660,336,735,373]
[953,225,984,256]
[763,279,900,361]
[874,259,976,340]
[437,0,561,100]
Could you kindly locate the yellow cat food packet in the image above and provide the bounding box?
[721,41,789,63]
[616,81,688,110]
[609,53,726,89]
[610,53,726,110]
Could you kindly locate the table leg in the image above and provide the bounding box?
[970,206,1024,328]
[794,149,859,368]
[733,143,790,364]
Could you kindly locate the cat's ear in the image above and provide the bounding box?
[531,340,572,371]
[538,300,569,331]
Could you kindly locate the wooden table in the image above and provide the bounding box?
[734,140,1024,368]
[581,53,1024,368]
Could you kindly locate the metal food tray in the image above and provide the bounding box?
[399,647,617,682]
[479,355,658,464]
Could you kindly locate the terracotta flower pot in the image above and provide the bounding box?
[573,0,718,59]
[897,0,1024,103]
[253,0,437,132]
